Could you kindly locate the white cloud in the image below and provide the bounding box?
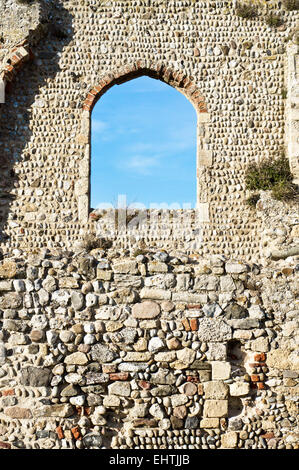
[122,155,160,175]
[92,119,108,133]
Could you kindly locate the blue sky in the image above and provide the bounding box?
[91,76,197,209]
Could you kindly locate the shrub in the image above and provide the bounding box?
[282,0,299,11]
[281,87,287,99]
[235,2,258,19]
[265,13,284,27]
[82,233,112,251]
[246,194,260,207]
[245,154,298,201]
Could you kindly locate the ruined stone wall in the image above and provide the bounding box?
[0,247,298,450]
[0,0,298,452]
[0,0,297,258]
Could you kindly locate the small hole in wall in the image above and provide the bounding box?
[227,339,247,378]
[228,397,243,418]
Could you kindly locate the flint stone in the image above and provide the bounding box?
[150,385,174,397]
[60,384,81,397]
[148,336,165,352]
[185,416,199,429]
[132,300,161,319]
[90,344,117,363]
[21,367,51,387]
[83,433,103,449]
[71,291,85,310]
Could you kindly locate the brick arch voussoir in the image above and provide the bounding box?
[0,41,33,96]
[82,62,208,115]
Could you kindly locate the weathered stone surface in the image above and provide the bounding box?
[0,293,22,309]
[204,381,229,399]
[197,318,232,342]
[132,300,161,319]
[90,344,117,363]
[33,404,74,418]
[229,382,250,397]
[221,431,238,448]
[203,400,228,418]
[0,261,17,279]
[5,407,32,419]
[211,362,231,380]
[108,381,131,397]
[64,352,88,365]
[21,367,51,387]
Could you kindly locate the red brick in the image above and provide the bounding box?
[187,375,200,383]
[251,374,260,382]
[1,389,15,397]
[190,318,198,331]
[109,372,129,381]
[0,441,11,449]
[257,382,265,390]
[182,318,191,331]
[56,426,64,440]
[138,380,150,390]
[71,426,81,440]
[254,353,266,362]
[261,432,275,440]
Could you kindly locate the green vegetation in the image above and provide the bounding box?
[282,0,299,11]
[245,193,260,207]
[265,13,284,28]
[245,154,298,202]
[281,87,287,99]
[235,2,258,19]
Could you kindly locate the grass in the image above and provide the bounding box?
[265,13,284,28]
[235,2,258,19]
[245,154,298,202]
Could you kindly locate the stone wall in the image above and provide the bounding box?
[0,0,298,452]
[0,0,298,257]
[0,247,298,449]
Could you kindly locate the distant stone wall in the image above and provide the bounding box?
[0,247,298,449]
